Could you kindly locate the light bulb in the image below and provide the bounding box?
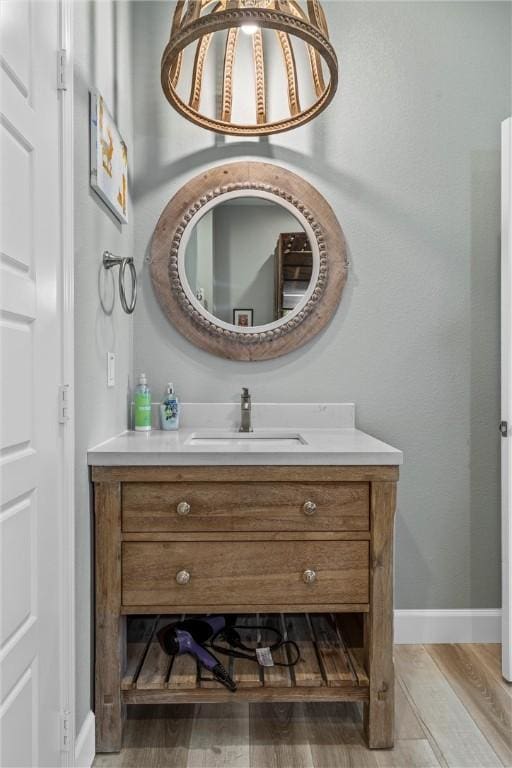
[241,23,258,35]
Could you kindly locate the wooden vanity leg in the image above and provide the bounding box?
[364,481,396,749]
[94,481,125,753]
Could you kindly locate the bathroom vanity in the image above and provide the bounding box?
[89,404,402,753]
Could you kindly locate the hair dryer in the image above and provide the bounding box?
[157,616,236,691]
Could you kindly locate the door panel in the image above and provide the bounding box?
[0,0,30,93]
[0,122,32,268]
[1,497,34,645]
[1,668,37,768]
[0,321,32,449]
[0,1,63,764]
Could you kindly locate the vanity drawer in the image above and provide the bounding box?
[121,540,369,607]
[122,482,369,533]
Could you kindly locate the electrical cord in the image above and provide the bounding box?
[209,624,301,667]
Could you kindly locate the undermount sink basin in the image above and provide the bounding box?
[185,431,307,447]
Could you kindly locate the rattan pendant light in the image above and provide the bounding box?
[161,0,338,136]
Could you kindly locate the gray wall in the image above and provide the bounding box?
[213,203,299,325]
[74,0,134,734]
[196,212,214,313]
[185,211,214,313]
[132,1,511,612]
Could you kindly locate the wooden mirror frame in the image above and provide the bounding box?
[150,162,347,361]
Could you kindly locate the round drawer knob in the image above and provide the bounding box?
[303,569,317,584]
[177,501,191,516]
[176,570,191,585]
[303,501,317,516]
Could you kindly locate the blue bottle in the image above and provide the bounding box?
[160,382,180,431]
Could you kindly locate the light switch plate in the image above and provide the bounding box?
[107,352,116,387]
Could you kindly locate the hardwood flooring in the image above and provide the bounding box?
[94,645,511,768]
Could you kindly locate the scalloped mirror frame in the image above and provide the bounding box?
[150,162,348,361]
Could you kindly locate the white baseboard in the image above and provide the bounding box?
[75,711,95,768]
[394,609,502,644]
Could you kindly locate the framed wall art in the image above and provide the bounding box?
[233,308,254,327]
[90,90,128,224]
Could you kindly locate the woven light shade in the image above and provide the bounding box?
[161,0,338,136]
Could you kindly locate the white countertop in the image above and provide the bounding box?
[87,403,403,467]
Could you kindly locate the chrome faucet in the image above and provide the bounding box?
[239,388,253,432]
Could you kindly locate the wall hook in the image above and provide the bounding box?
[102,250,137,314]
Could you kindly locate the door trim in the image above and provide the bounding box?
[502,117,512,682]
[58,0,76,763]
[74,711,95,768]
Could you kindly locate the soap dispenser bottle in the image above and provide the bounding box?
[134,373,152,431]
[160,382,180,431]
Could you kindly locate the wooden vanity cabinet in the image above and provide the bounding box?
[92,464,398,753]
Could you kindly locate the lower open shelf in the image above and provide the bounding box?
[121,613,369,705]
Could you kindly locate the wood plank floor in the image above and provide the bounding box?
[94,644,511,768]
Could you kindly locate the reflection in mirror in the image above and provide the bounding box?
[183,197,313,329]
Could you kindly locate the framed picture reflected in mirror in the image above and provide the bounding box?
[233,308,254,327]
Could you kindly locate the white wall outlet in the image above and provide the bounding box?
[107,352,116,387]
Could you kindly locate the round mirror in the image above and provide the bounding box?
[181,195,317,332]
[150,162,347,361]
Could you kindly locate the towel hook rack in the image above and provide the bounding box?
[102,251,137,314]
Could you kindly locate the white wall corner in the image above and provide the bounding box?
[394,609,502,644]
[74,711,95,768]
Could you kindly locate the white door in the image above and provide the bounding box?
[0,1,65,764]
[501,117,512,682]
